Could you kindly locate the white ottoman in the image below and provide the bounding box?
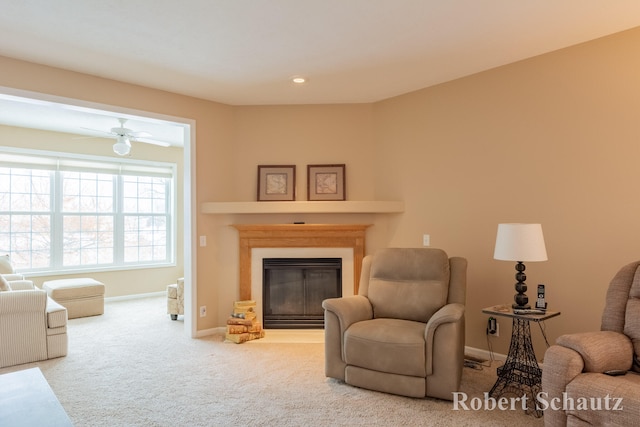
[42,278,105,319]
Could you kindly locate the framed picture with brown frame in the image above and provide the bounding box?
[257,165,296,201]
[307,164,346,201]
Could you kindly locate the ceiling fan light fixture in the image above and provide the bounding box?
[113,136,131,156]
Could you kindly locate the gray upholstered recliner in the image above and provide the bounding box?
[541,261,640,427]
[322,248,467,400]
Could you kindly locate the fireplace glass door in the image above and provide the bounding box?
[263,258,342,329]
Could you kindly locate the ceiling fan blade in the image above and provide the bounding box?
[128,131,152,138]
[80,126,114,136]
[134,137,171,147]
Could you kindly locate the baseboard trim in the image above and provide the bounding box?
[105,291,165,302]
[190,332,513,356]
[464,345,506,363]
[196,326,225,338]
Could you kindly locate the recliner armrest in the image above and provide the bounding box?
[541,345,585,427]
[556,331,633,372]
[322,295,373,333]
[424,303,465,375]
[46,297,68,329]
[0,289,47,313]
[426,302,464,329]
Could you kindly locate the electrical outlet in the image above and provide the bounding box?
[422,234,430,246]
[487,317,499,337]
[199,306,207,317]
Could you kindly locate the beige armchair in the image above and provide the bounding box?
[167,277,184,320]
[542,261,640,426]
[322,248,467,399]
[1,271,68,368]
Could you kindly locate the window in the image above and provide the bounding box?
[0,167,51,269]
[0,148,175,274]
[122,175,169,263]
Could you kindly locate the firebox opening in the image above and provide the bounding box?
[263,258,342,329]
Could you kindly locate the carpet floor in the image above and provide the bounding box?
[0,295,545,426]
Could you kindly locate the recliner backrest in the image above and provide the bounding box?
[365,248,451,323]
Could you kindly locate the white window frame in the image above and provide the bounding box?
[0,146,176,276]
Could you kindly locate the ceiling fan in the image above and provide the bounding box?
[81,118,171,156]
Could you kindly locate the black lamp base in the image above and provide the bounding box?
[512,261,531,309]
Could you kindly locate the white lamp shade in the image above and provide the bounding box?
[494,223,548,262]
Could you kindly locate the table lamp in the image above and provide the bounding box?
[494,223,548,309]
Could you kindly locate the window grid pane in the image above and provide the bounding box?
[62,171,114,213]
[0,167,51,212]
[0,214,52,270]
[123,215,168,263]
[123,176,167,214]
[63,214,114,266]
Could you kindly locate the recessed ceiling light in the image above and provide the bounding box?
[292,76,306,84]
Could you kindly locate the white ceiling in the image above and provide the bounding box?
[1,0,640,145]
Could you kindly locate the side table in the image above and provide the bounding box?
[482,305,561,417]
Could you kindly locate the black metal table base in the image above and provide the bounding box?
[488,318,543,417]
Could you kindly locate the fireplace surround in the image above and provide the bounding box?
[232,224,371,327]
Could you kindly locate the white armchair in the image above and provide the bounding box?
[0,259,68,368]
[167,277,184,320]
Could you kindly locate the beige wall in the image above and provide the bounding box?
[372,27,640,356]
[2,26,640,352]
[231,105,375,201]
[0,124,184,297]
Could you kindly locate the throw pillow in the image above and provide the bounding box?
[0,274,11,292]
[0,254,14,274]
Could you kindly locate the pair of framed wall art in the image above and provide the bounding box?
[257,164,345,201]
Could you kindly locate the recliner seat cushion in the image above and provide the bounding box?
[344,318,426,377]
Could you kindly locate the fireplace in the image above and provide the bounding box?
[263,258,342,329]
[232,224,370,329]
